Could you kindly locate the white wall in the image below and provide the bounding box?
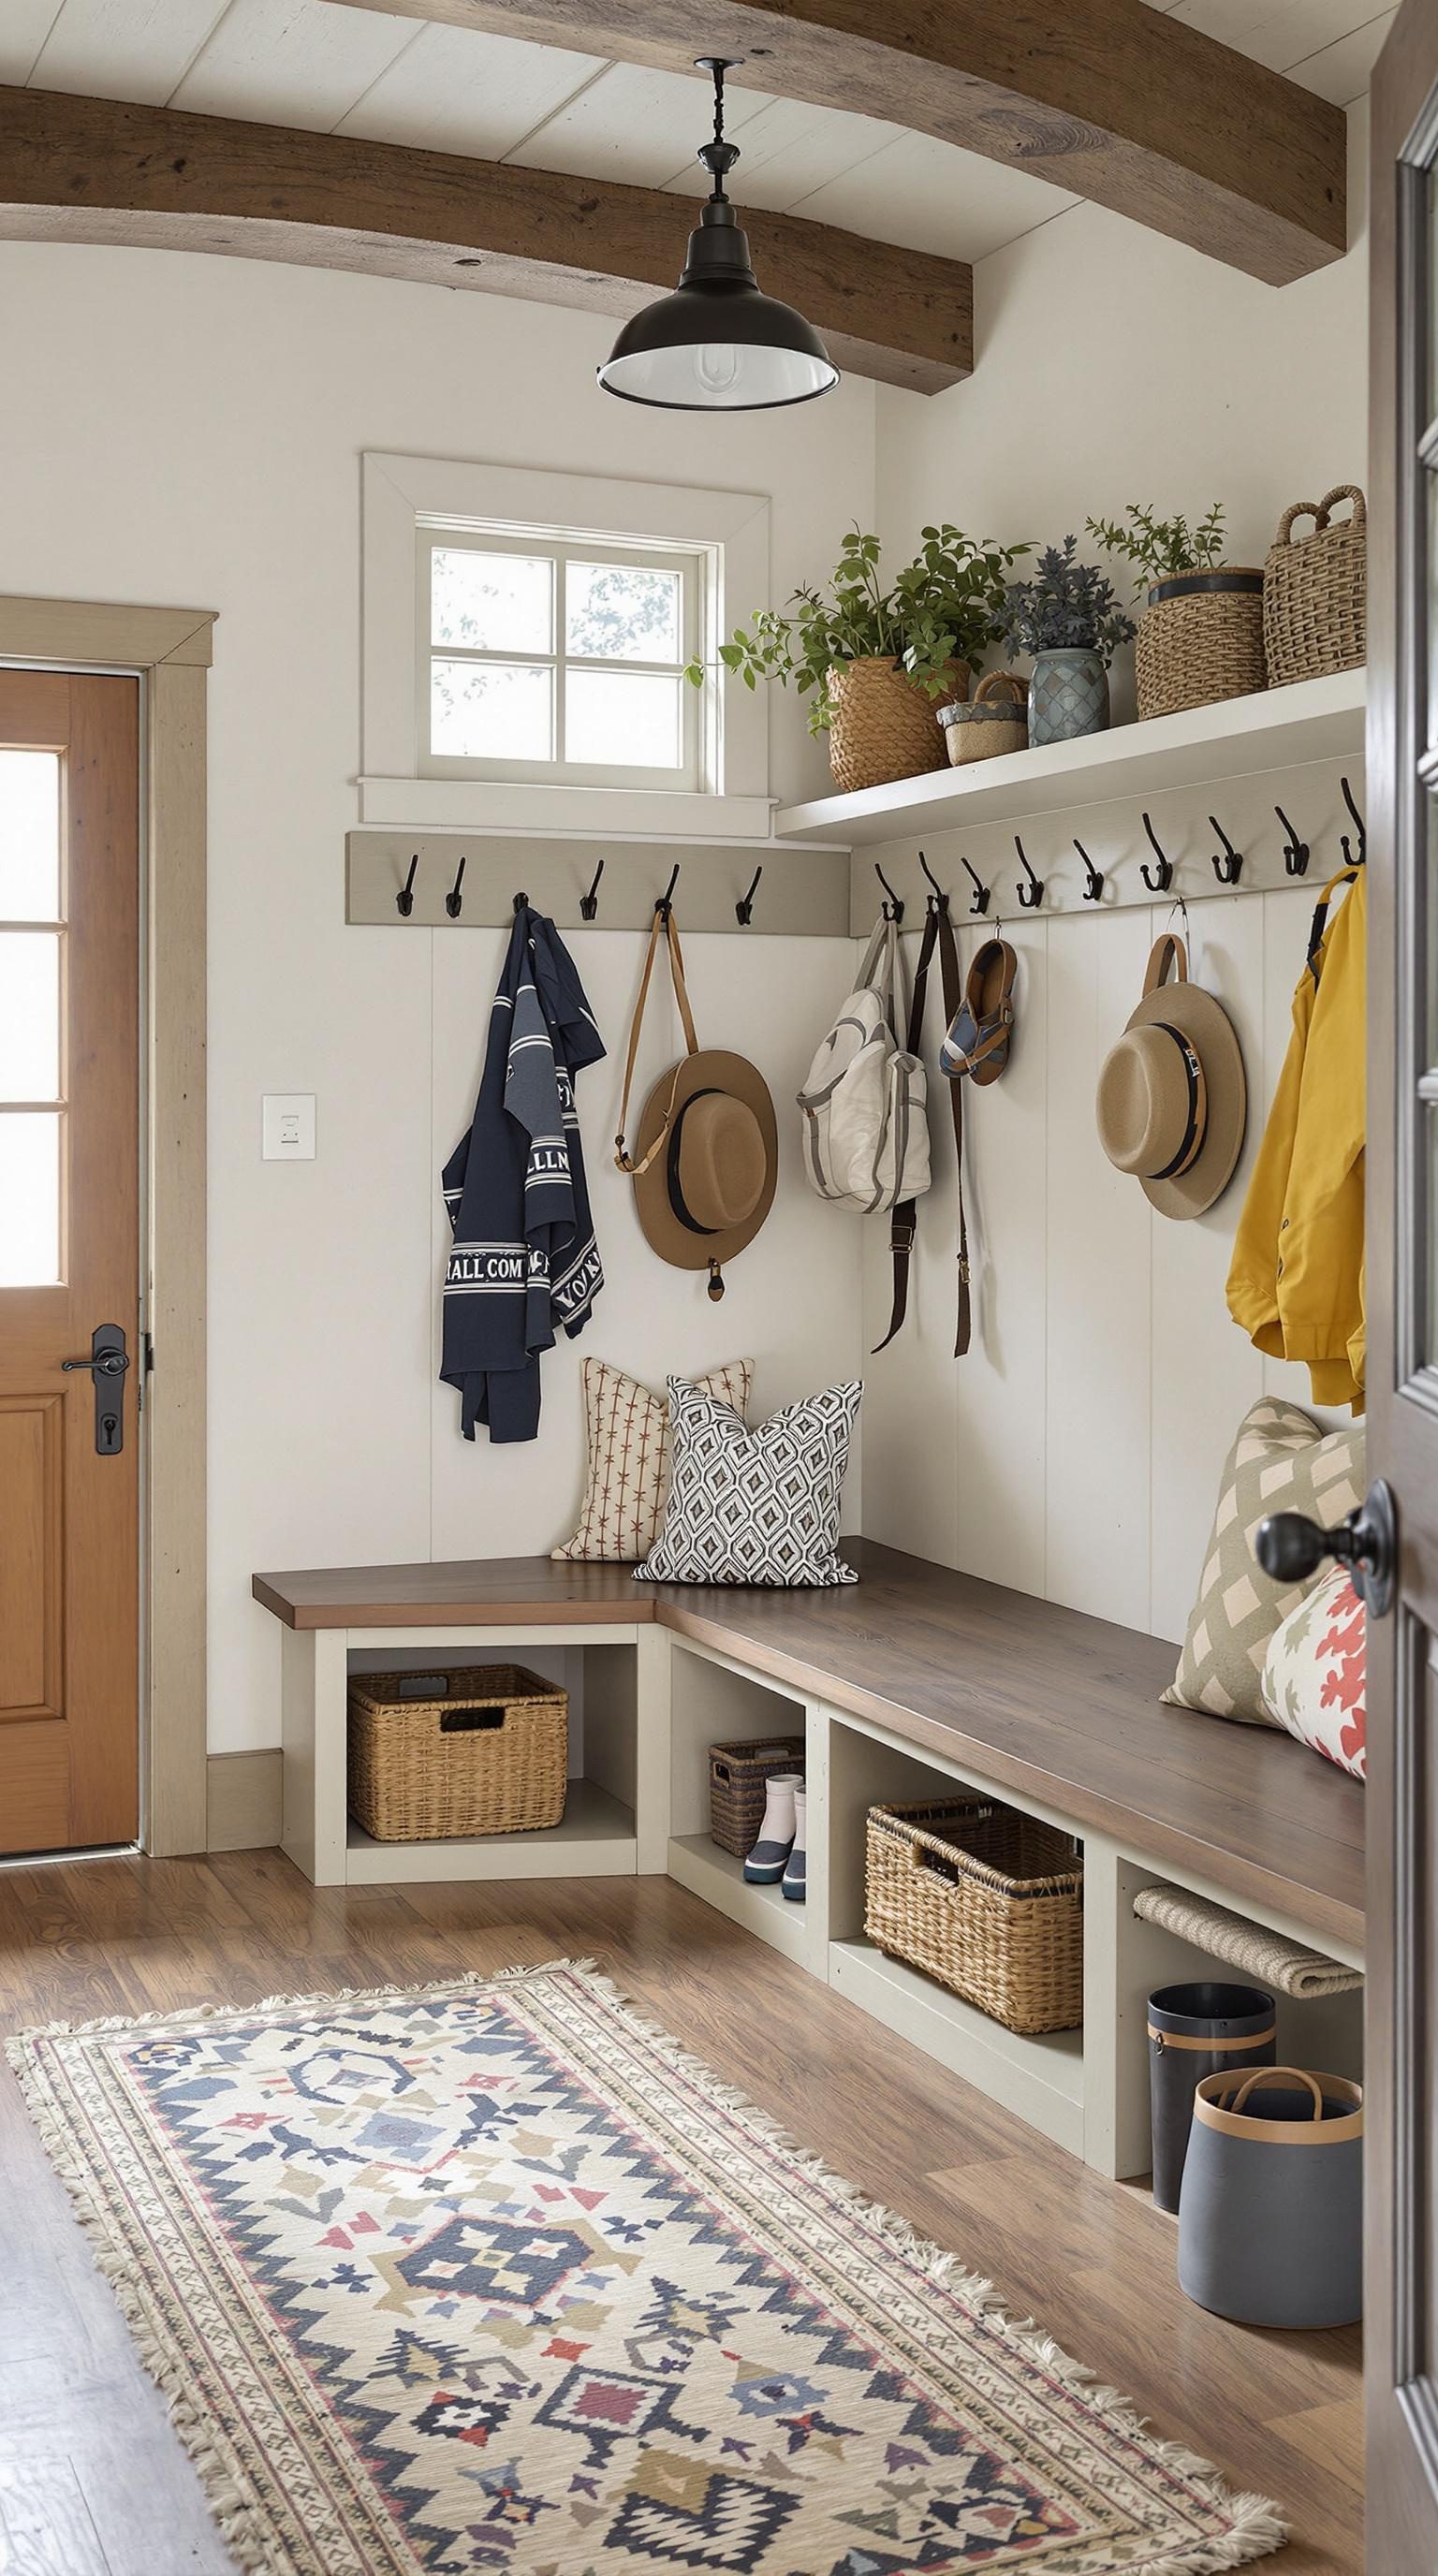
[0,242,875,1753]
[863,107,1371,1643]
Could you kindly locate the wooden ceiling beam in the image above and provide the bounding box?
[0,85,970,394]
[326,0,1348,285]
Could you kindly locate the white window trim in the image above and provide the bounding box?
[361,453,772,837]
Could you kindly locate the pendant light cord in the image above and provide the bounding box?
[696,53,741,199]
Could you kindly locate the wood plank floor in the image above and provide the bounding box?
[0,1851,1362,2574]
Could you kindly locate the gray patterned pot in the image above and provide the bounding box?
[1029,647,1109,747]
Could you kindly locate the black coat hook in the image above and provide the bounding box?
[1139,812,1173,894]
[1209,815,1243,887]
[1074,837,1104,902]
[580,858,605,921]
[958,855,990,916]
[512,890,529,915]
[874,860,904,924]
[396,853,419,918]
[1341,773,1366,864]
[736,864,763,926]
[1014,835,1044,911]
[655,862,681,920]
[445,852,467,919]
[1275,805,1310,878]
[917,849,949,915]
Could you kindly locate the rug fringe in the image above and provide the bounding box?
[8,1954,1287,2575]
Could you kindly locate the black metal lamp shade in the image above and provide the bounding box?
[597,62,839,413]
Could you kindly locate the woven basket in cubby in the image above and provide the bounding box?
[709,1736,807,1859]
[347,1665,567,1842]
[865,1797,1084,2035]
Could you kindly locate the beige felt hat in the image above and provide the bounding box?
[1096,933,1246,1220]
[632,1049,778,1273]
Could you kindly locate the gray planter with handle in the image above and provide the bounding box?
[1178,2067,1363,2329]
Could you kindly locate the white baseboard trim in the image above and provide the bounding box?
[207,1749,283,1852]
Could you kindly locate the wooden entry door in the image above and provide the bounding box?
[1367,5,1438,2563]
[0,671,140,1854]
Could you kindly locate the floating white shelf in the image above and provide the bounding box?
[829,1937,1085,2156]
[773,670,1366,849]
[345,1778,636,1884]
[667,1832,812,1965]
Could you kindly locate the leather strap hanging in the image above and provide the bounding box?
[873,899,969,1356]
[614,905,699,1177]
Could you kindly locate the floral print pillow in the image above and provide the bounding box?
[1260,1563,1367,1780]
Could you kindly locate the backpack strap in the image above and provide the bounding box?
[614,907,699,1176]
[873,901,968,1355]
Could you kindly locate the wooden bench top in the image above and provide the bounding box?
[253,1540,1364,1953]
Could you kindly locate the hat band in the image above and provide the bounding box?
[1148,1023,1207,1180]
[667,1089,723,1236]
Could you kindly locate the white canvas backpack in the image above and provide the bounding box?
[797,914,931,1214]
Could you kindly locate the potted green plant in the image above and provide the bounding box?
[687,524,1027,793]
[1084,503,1264,720]
[1000,538,1135,746]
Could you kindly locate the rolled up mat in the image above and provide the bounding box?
[1148,1982,1276,2214]
[1134,1882,1361,1998]
[1179,2067,1363,2328]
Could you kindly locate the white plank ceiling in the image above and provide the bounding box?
[0,1,1397,266]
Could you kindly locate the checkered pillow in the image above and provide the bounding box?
[637,1379,861,1588]
[551,1358,752,1564]
[1163,1398,1365,1726]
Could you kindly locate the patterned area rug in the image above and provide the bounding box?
[9,1964,1284,2574]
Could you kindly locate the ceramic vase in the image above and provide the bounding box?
[1028,646,1109,747]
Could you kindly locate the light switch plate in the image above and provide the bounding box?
[262,1094,315,1160]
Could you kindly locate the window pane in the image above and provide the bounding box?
[0,750,60,921]
[0,1112,60,1285]
[565,669,682,768]
[431,549,553,652]
[431,659,554,761]
[566,561,682,662]
[0,932,60,1099]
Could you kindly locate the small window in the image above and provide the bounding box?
[418,528,703,789]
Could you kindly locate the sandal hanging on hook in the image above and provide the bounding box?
[959,855,990,916]
[580,858,605,921]
[1139,813,1173,894]
[1014,836,1044,911]
[1075,838,1104,902]
[735,865,762,927]
[1275,805,1310,878]
[874,860,904,925]
[1209,817,1243,887]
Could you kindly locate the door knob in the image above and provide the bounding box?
[59,1325,130,1454]
[62,1348,130,1377]
[1255,1478,1397,1619]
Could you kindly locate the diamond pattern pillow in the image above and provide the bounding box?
[637,1379,861,1588]
[552,1357,752,1564]
[1163,1398,1365,1726]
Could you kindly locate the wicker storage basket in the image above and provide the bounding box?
[1136,569,1266,721]
[938,670,1027,766]
[865,1797,1084,2035]
[1264,487,1366,686]
[827,656,958,794]
[347,1665,567,1842]
[709,1735,807,1859]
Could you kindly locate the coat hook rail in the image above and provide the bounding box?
[1209,815,1243,886]
[1275,805,1310,878]
[1139,812,1174,893]
[736,864,763,926]
[396,852,419,918]
[959,855,990,915]
[1014,835,1044,911]
[1075,838,1104,902]
[580,858,605,921]
[445,853,467,919]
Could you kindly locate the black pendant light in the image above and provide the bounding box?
[597,57,839,413]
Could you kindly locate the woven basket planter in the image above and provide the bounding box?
[347,1664,567,1842]
[1135,569,1267,722]
[865,1797,1084,2035]
[709,1735,807,1859]
[827,656,959,794]
[1264,487,1366,686]
[938,669,1027,766]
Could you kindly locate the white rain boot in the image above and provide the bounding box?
[782,1786,807,1903]
[743,1773,801,1885]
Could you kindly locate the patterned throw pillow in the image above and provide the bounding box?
[1261,1565,1367,1779]
[637,1379,861,1588]
[552,1357,752,1564]
[1163,1398,1365,1726]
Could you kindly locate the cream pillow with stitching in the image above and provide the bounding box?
[1163,1397,1365,1726]
[552,1357,752,1565]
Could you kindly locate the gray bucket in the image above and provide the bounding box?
[1147,1981,1276,2214]
[1178,2067,1363,2328]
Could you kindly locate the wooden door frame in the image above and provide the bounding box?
[0,594,214,1859]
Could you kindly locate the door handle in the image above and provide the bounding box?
[1255,1478,1398,1619]
[60,1324,130,1455]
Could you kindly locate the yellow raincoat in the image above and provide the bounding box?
[1226,865,1365,1412]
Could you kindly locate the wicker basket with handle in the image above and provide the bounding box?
[826,656,959,794]
[1263,486,1366,686]
[865,1797,1084,2034]
[937,670,1027,767]
[709,1735,807,1858]
[1135,569,1266,721]
[347,1665,567,1842]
